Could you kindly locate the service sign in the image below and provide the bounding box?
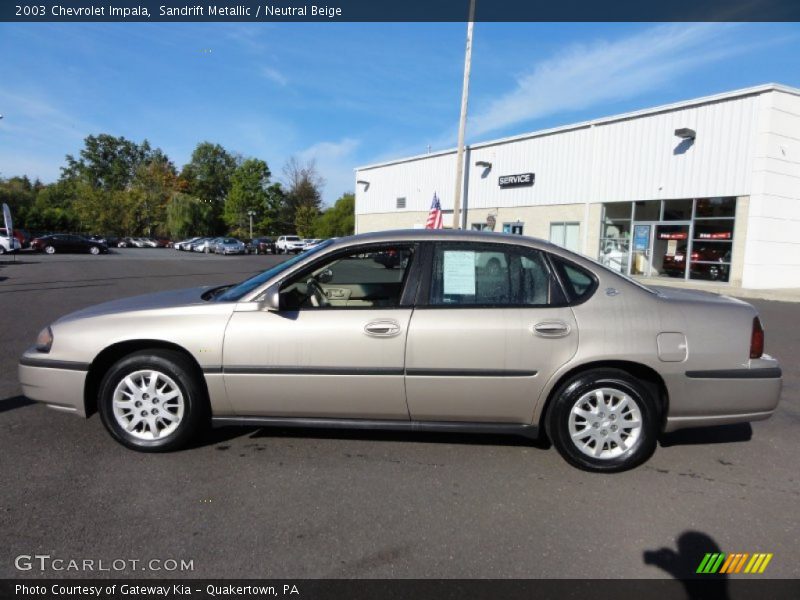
[498,172,535,188]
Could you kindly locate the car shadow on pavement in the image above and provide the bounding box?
[658,423,752,447]
[0,395,37,414]
[644,530,729,599]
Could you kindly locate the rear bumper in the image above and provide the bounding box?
[18,356,88,417]
[664,359,782,432]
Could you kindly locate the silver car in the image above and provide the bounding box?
[18,230,782,472]
[214,237,246,255]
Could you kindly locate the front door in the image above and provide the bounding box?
[404,243,579,423]
[222,244,417,419]
[630,223,654,276]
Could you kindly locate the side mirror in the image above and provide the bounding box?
[261,283,281,311]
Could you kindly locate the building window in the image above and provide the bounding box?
[689,198,735,282]
[396,197,406,209]
[549,222,581,253]
[502,222,524,235]
[599,202,632,274]
[599,198,737,283]
[471,223,490,231]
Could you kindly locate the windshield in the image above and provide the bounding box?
[216,239,335,302]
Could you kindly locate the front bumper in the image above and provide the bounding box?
[18,355,88,417]
[663,358,782,432]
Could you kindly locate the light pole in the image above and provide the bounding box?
[247,210,256,239]
[451,0,476,229]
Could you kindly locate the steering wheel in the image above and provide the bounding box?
[306,278,330,307]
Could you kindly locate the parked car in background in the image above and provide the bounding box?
[192,238,218,253]
[31,234,108,255]
[1,228,29,249]
[154,238,172,248]
[662,245,731,281]
[174,237,200,251]
[302,238,324,250]
[117,237,134,248]
[18,230,781,472]
[251,237,276,254]
[0,232,22,254]
[276,235,304,254]
[215,238,247,255]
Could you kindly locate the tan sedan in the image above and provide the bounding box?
[18,230,782,472]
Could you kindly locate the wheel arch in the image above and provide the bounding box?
[537,360,669,438]
[84,339,209,417]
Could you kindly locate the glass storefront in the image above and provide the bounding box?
[599,197,737,283]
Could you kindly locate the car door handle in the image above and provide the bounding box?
[364,320,402,337]
[533,321,571,338]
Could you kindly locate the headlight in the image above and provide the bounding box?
[35,326,53,353]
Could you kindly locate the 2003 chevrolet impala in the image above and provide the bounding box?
[19,230,782,472]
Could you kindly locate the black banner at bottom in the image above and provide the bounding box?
[2,579,799,600]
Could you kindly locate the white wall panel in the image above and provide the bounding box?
[357,92,764,216]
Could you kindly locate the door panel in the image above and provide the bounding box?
[223,308,412,419]
[404,307,578,423]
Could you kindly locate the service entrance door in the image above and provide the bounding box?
[629,223,655,277]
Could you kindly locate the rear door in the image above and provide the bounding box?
[405,242,579,424]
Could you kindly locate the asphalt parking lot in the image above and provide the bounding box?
[0,249,798,579]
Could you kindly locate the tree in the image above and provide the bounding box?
[180,142,238,233]
[294,204,319,238]
[166,193,212,239]
[280,157,324,232]
[224,158,271,237]
[130,156,178,236]
[314,193,354,238]
[62,134,157,191]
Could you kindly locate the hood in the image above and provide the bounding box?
[55,285,216,323]
[647,285,749,306]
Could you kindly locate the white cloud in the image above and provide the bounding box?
[469,24,743,138]
[298,137,360,205]
[260,66,288,87]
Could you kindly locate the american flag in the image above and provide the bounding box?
[425,193,443,229]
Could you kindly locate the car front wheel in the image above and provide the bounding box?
[98,350,209,452]
[44,245,56,254]
[89,245,100,255]
[547,368,659,473]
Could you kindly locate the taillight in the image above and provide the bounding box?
[750,317,764,359]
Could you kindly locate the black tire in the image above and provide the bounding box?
[98,350,209,452]
[0,246,5,255]
[546,368,659,473]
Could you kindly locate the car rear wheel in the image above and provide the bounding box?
[98,350,209,452]
[44,245,56,254]
[547,368,659,473]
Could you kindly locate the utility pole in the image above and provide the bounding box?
[451,0,476,230]
[247,210,255,239]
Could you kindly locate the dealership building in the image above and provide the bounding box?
[354,84,800,289]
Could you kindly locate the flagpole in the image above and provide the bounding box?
[451,0,476,230]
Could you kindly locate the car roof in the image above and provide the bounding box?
[329,228,557,250]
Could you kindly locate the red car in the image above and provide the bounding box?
[662,245,731,281]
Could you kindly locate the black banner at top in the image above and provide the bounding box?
[2,0,800,22]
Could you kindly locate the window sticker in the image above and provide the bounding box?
[443,251,476,295]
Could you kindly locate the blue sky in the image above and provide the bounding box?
[1,22,799,204]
